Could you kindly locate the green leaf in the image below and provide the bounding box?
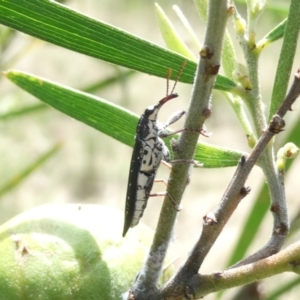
[267,277,300,300]
[155,3,196,61]
[193,142,242,168]
[226,184,270,267]
[0,104,47,121]
[0,143,61,198]
[262,18,286,44]
[4,70,243,168]
[226,100,300,268]
[269,0,300,119]
[256,19,286,51]
[0,0,236,91]
[225,0,300,270]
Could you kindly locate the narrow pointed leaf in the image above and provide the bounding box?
[226,0,300,269]
[155,3,196,61]
[0,0,236,91]
[268,277,300,300]
[0,143,61,198]
[4,70,243,168]
[256,19,286,50]
[0,104,47,121]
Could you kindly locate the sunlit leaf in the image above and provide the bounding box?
[5,70,243,168]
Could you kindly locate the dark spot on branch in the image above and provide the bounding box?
[240,186,251,196]
[227,5,234,16]
[274,222,289,235]
[213,271,223,279]
[20,245,30,256]
[170,138,179,152]
[199,45,213,59]
[289,260,300,268]
[186,175,191,185]
[203,213,218,225]
[128,289,135,300]
[240,154,247,165]
[185,285,195,299]
[270,203,280,213]
[202,107,212,118]
[206,64,220,76]
[269,114,285,134]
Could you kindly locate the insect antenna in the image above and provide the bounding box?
[160,61,187,105]
[166,68,172,98]
[170,61,187,95]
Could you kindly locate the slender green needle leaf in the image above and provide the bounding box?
[0,0,236,91]
[173,5,202,50]
[222,32,237,80]
[4,70,243,168]
[269,0,300,119]
[256,19,286,51]
[226,184,270,267]
[214,75,237,91]
[262,18,286,44]
[0,143,61,198]
[280,112,300,239]
[5,71,137,149]
[226,0,300,269]
[155,3,196,61]
[267,277,300,300]
[226,108,300,268]
[194,0,208,22]
[0,27,16,54]
[193,141,242,168]
[234,0,289,14]
[289,211,300,239]
[0,103,47,121]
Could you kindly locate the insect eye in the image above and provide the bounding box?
[145,106,155,116]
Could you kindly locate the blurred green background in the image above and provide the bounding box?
[0,0,300,299]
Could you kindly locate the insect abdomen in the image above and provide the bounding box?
[130,171,155,227]
[122,138,144,237]
[122,137,162,236]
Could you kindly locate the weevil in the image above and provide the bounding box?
[122,69,186,237]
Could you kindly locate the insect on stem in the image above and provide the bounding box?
[122,62,187,237]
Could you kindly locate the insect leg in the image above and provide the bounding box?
[163,110,186,128]
[149,190,181,212]
[171,159,203,167]
[183,125,211,137]
[161,160,172,169]
[153,178,168,185]
[160,139,202,167]
[158,110,186,138]
[152,179,181,211]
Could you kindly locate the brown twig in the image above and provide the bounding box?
[159,69,300,298]
[129,1,229,299]
[230,69,300,268]
[190,240,300,298]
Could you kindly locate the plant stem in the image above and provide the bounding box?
[160,69,300,298]
[191,241,300,298]
[131,0,229,298]
[230,153,288,267]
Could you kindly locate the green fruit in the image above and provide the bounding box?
[0,204,152,300]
